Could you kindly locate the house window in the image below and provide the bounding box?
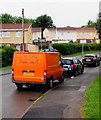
[2,32,10,38]
[16,31,21,37]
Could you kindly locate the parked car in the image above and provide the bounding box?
[82,54,100,67]
[61,57,84,77]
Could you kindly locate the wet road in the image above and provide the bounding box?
[2,65,100,118]
[2,74,44,118]
[2,73,59,118]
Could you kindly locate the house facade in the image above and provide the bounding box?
[32,26,99,44]
[32,27,42,40]
[44,27,77,43]
[43,27,99,43]
[76,27,99,43]
[0,23,38,51]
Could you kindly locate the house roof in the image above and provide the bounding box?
[1,23,32,30]
[46,27,76,31]
[75,27,96,31]
[46,27,97,31]
[32,27,42,32]
[57,27,76,30]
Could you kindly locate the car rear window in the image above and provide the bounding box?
[84,55,94,58]
[61,59,73,65]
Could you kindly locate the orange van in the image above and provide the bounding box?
[12,51,64,90]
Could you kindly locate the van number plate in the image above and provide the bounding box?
[23,72,34,76]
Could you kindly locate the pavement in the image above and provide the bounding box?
[0,69,11,76]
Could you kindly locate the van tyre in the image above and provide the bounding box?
[15,83,23,90]
[45,78,53,89]
[59,74,64,83]
[49,78,53,89]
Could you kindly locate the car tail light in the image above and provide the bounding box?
[93,58,97,60]
[71,64,76,69]
[82,58,84,62]
[12,69,14,76]
[44,70,47,79]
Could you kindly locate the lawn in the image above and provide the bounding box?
[68,50,101,57]
[81,76,101,118]
[0,65,12,70]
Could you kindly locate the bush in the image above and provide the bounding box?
[52,43,100,55]
[1,45,16,67]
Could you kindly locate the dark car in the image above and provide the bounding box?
[61,57,84,77]
[82,54,100,67]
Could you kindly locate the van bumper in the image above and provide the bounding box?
[12,77,47,85]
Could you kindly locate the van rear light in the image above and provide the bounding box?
[12,69,14,76]
[44,70,47,78]
[71,64,76,69]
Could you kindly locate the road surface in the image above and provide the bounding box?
[2,65,100,118]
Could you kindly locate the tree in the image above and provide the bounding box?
[87,20,96,27]
[0,13,13,24]
[32,14,55,39]
[0,13,32,24]
[81,20,96,28]
[96,12,101,40]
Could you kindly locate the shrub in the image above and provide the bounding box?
[1,45,16,67]
[52,43,100,55]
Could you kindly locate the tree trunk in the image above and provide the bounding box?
[41,28,45,39]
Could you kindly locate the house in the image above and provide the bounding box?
[0,23,39,51]
[44,27,77,43]
[43,27,99,44]
[32,27,42,40]
[44,27,78,43]
[76,27,99,43]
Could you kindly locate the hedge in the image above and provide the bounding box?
[52,43,101,55]
[0,45,16,68]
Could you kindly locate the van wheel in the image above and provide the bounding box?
[59,74,64,83]
[15,83,23,90]
[49,78,53,89]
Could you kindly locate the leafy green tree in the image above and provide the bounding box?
[0,13,13,24]
[32,14,55,39]
[81,20,96,28]
[87,20,96,27]
[96,12,101,40]
[0,13,32,24]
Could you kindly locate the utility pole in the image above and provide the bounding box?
[22,8,25,51]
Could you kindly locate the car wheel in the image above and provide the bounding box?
[81,68,84,74]
[15,83,23,90]
[75,70,78,77]
[94,62,98,67]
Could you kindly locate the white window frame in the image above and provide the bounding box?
[2,32,10,38]
[16,31,21,37]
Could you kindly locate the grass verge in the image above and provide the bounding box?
[68,50,101,57]
[0,65,12,70]
[81,76,101,118]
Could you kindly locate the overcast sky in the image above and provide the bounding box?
[1,0,100,27]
